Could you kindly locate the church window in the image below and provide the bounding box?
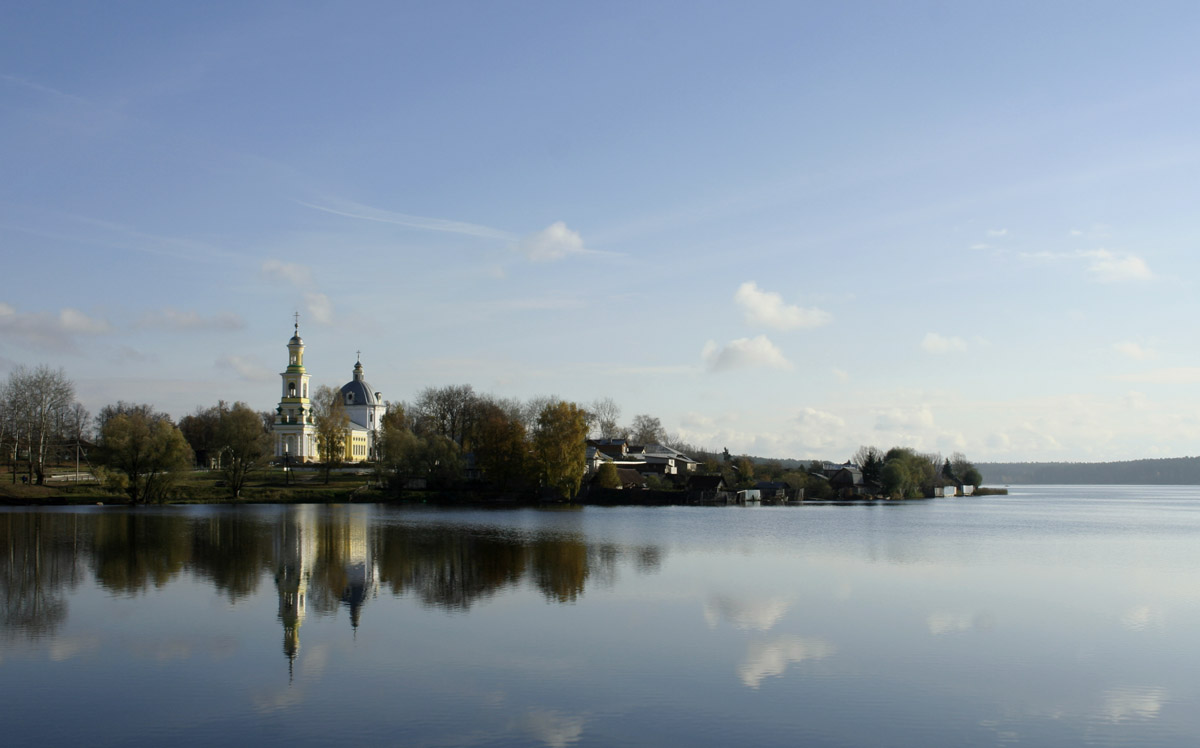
[289,382,296,397]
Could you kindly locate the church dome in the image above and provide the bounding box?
[340,360,378,406]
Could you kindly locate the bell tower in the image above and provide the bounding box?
[274,315,317,461]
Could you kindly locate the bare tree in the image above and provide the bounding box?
[5,366,75,484]
[628,414,666,446]
[411,384,479,448]
[590,397,622,439]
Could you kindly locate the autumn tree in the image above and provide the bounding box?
[470,398,529,490]
[532,400,588,500]
[96,407,193,503]
[312,385,350,484]
[216,402,272,498]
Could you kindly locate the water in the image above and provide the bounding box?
[3,487,1200,746]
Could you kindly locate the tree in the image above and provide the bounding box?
[950,452,982,488]
[216,402,272,499]
[96,408,193,503]
[595,462,621,489]
[312,385,349,484]
[179,403,222,468]
[628,414,665,445]
[470,399,529,490]
[590,397,622,439]
[4,365,76,484]
[854,445,885,484]
[532,400,588,500]
[411,384,478,447]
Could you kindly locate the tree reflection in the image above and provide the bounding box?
[375,525,528,610]
[90,511,192,594]
[0,507,667,647]
[0,513,86,638]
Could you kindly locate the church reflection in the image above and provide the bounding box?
[0,507,665,667]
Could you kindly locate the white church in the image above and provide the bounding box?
[272,321,383,463]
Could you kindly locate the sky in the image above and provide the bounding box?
[3,1,1200,463]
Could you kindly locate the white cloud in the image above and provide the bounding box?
[0,301,110,350]
[988,228,1008,237]
[874,406,935,432]
[1019,249,1153,282]
[216,355,273,381]
[1112,368,1200,384]
[58,308,110,334]
[738,636,837,689]
[702,336,792,372]
[795,407,846,449]
[921,332,967,354]
[304,292,333,325]
[139,308,245,331]
[261,259,312,286]
[832,368,849,382]
[261,261,334,325]
[1082,249,1153,282]
[734,281,831,330]
[1113,341,1154,360]
[514,222,597,262]
[968,243,990,250]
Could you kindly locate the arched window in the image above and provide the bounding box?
[289,382,296,397]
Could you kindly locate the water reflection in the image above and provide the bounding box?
[0,506,666,647]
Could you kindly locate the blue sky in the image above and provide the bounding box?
[3,1,1200,462]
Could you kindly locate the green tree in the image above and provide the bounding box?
[96,408,193,503]
[595,462,621,489]
[216,402,272,499]
[950,451,982,488]
[532,400,588,500]
[854,445,885,484]
[312,385,349,484]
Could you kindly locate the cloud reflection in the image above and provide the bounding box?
[739,636,836,689]
[513,708,586,748]
[704,594,791,631]
[1098,686,1168,722]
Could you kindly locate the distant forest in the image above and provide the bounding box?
[979,457,1200,485]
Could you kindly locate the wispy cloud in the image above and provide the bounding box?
[299,198,513,241]
[1020,249,1153,282]
[216,355,273,381]
[138,308,245,331]
[1113,341,1154,360]
[921,332,968,353]
[988,228,1008,237]
[702,336,792,372]
[261,259,312,286]
[260,260,333,325]
[734,281,831,331]
[0,302,110,350]
[1112,367,1200,384]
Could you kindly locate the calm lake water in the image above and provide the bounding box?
[3,486,1200,747]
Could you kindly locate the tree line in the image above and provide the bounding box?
[2,364,983,503]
